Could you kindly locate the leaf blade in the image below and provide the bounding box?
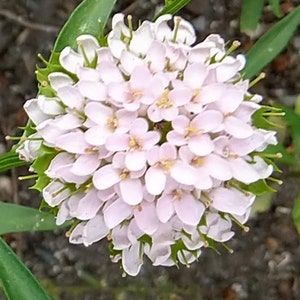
[52,0,117,54]
[153,0,191,20]
[0,237,51,300]
[243,5,300,79]
[0,202,70,235]
[240,0,264,33]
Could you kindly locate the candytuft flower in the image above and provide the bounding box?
[17,13,279,276]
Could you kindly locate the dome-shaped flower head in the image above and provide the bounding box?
[16,12,279,276]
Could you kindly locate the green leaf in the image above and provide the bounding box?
[153,0,191,20]
[0,151,27,173]
[240,0,264,33]
[292,193,300,234]
[243,5,300,79]
[269,0,282,18]
[52,0,117,54]
[240,179,276,196]
[0,237,51,300]
[0,202,70,235]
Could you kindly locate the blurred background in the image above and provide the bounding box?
[0,0,300,299]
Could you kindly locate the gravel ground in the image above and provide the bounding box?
[0,1,300,299]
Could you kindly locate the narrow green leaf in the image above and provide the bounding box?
[0,151,27,173]
[292,193,300,234]
[0,237,51,300]
[0,202,70,235]
[52,0,117,54]
[243,5,300,79]
[269,0,282,17]
[240,0,264,33]
[153,0,191,20]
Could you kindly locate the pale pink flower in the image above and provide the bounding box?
[167,110,223,156]
[106,118,160,171]
[145,143,197,195]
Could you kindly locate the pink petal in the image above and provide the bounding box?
[85,102,113,125]
[75,189,102,220]
[103,198,133,229]
[161,106,179,121]
[93,164,120,190]
[125,151,146,171]
[97,61,124,84]
[77,80,107,101]
[134,201,160,235]
[83,215,109,246]
[111,224,131,250]
[59,47,83,74]
[188,134,214,156]
[84,125,111,146]
[55,131,90,154]
[192,110,223,132]
[168,88,192,106]
[184,63,208,89]
[209,187,250,216]
[170,161,197,185]
[204,154,232,180]
[224,116,253,138]
[130,118,148,136]
[145,167,166,195]
[122,243,142,276]
[57,86,84,109]
[173,194,205,226]
[76,34,99,63]
[69,222,85,244]
[120,50,143,75]
[130,65,151,90]
[71,153,100,176]
[159,143,177,160]
[48,72,74,91]
[156,195,174,223]
[43,180,70,207]
[142,131,160,149]
[229,157,260,184]
[105,134,129,152]
[119,179,143,205]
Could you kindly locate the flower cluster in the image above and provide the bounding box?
[17,14,277,275]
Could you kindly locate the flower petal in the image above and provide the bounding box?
[145,167,166,195]
[93,164,120,190]
[119,179,143,205]
[104,198,133,229]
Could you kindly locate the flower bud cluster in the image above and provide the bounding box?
[17,14,277,275]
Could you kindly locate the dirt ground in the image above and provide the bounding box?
[0,0,300,299]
